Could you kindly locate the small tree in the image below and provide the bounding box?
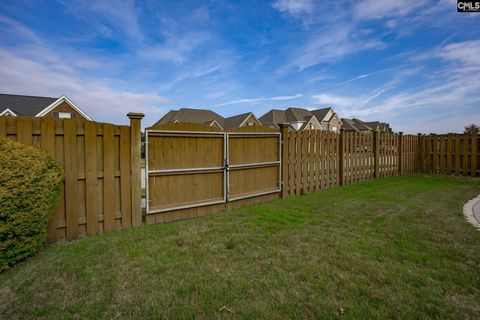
[464,124,480,135]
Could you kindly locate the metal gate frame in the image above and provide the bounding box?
[145,129,281,215]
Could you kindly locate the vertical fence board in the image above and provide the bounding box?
[40,118,57,241]
[439,135,445,175]
[84,121,98,235]
[455,134,461,176]
[471,135,477,177]
[63,120,78,240]
[446,134,453,175]
[102,124,115,231]
[288,131,295,196]
[374,131,380,178]
[16,117,33,146]
[432,134,438,174]
[463,134,469,176]
[314,131,321,190]
[302,131,308,193]
[0,117,6,137]
[308,131,315,192]
[281,125,289,198]
[295,132,302,195]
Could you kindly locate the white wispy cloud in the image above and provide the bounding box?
[354,0,431,20]
[215,94,303,107]
[271,0,314,19]
[58,0,144,42]
[277,21,385,73]
[437,39,480,66]
[310,40,480,133]
[0,46,169,126]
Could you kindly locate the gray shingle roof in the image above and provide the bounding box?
[258,109,287,127]
[259,107,338,128]
[224,112,251,129]
[0,93,57,116]
[341,118,392,132]
[154,108,225,128]
[311,107,332,122]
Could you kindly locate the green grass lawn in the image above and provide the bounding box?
[1,175,480,319]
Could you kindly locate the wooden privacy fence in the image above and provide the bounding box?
[401,134,418,174]
[0,114,143,241]
[144,123,281,223]
[282,129,339,196]
[281,128,412,197]
[418,134,479,177]
[3,114,479,241]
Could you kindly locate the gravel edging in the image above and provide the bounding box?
[463,195,480,231]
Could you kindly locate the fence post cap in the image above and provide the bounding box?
[399,131,404,135]
[127,112,145,120]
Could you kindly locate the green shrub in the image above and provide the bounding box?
[0,137,63,271]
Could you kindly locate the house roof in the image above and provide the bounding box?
[341,118,392,132]
[259,107,339,128]
[351,118,373,131]
[0,93,57,116]
[285,107,312,122]
[154,108,225,127]
[341,118,360,132]
[224,112,255,129]
[364,121,379,129]
[258,109,286,127]
[311,107,332,122]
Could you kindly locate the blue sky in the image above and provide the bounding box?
[0,0,479,132]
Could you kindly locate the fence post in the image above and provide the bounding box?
[417,133,423,173]
[374,131,380,179]
[128,112,144,227]
[398,132,403,175]
[280,124,289,198]
[339,129,345,186]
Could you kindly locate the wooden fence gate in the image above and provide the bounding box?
[145,123,281,223]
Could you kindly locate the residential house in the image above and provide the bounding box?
[153,108,262,130]
[0,93,92,120]
[259,107,341,132]
[341,118,392,132]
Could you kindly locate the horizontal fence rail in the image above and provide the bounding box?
[0,115,143,241]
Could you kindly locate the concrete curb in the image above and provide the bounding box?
[463,195,480,231]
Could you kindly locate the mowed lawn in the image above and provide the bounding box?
[1,175,480,319]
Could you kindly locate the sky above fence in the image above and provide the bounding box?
[0,0,479,132]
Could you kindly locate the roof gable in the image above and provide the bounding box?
[224,112,250,129]
[311,108,332,122]
[0,94,92,120]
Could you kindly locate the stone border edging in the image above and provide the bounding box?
[463,195,480,231]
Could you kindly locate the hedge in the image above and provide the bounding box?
[0,137,63,271]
